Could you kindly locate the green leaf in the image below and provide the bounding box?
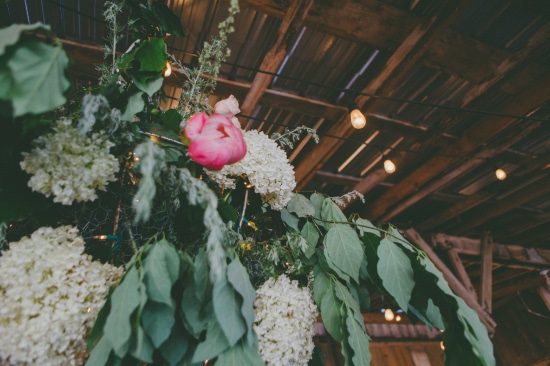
[361,232,383,288]
[387,225,414,252]
[143,239,180,306]
[88,287,113,349]
[159,326,188,366]
[324,225,364,282]
[213,277,247,347]
[280,208,300,232]
[8,40,70,116]
[151,3,185,36]
[85,337,112,366]
[215,339,265,366]
[313,265,330,306]
[128,324,154,363]
[133,73,164,96]
[320,285,343,342]
[309,346,326,366]
[218,200,239,224]
[121,91,145,121]
[377,237,415,310]
[0,23,48,55]
[287,193,315,217]
[310,193,325,219]
[227,257,256,335]
[301,221,320,259]
[426,298,445,330]
[345,312,372,366]
[162,108,183,133]
[142,301,176,348]
[333,281,363,326]
[192,317,231,362]
[354,218,380,237]
[135,38,166,72]
[104,267,141,356]
[321,198,347,229]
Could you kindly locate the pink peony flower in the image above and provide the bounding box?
[184,113,247,171]
[214,95,241,128]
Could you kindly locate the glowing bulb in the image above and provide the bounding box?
[384,159,396,174]
[350,109,366,129]
[395,315,402,322]
[86,307,91,313]
[440,341,445,350]
[164,61,172,77]
[495,168,506,180]
[384,308,395,321]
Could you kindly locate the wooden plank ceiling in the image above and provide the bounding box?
[4,0,550,344]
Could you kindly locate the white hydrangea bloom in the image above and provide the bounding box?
[206,130,296,210]
[254,274,318,366]
[0,226,123,366]
[20,118,120,205]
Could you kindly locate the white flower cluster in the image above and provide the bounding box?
[20,118,120,205]
[0,226,123,366]
[206,130,296,210]
[254,274,318,366]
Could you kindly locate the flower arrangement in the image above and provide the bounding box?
[0,226,122,366]
[0,1,496,365]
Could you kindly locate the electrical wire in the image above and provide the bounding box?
[27,0,550,124]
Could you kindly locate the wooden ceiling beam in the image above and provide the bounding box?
[480,233,494,313]
[404,228,496,333]
[238,0,511,83]
[447,249,478,300]
[374,120,541,223]
[239,0,314,120]
[451,175,550,234]
[431,233,550,268]
[294,0,465,190]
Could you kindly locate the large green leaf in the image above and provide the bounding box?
[313,265,330,306]
[85,337,112,366]
[88,287,113,349]
[0,23,47,54]
[345,312,371,366]
[227,257,256,335]
[213,277,247,347]
[426,298,445,330]
[128,323,154,363]
[161,108,184,133]
[377,237,415,310]
[141,301,175,348]
[320,198,348,229]
[354,217,379,237]
[287,193,315,217]
[301,221,320,258]
[121,91,145,121]
[361,232,383,288]
[215,339,265,366]
[143,239,180,306]
[159,326,188,366]
[192,317,231,362]
[333,281,363,326]
[310,193,325,220]
[135,37,166,72]
[8,40,70,116]
[104,267,142,356]
[280,208,300,232]
[133,73,164,96]
[320,285,343,342]
[151,3,185,36]
[324,225,364,282]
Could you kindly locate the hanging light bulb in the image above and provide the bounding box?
[384,308,395,321]
[395,315,402,322]
[164,61,172,77]
[495,168,506,180]
[348,102,366,129]
[440,341,445,350]
[384,159,396,174]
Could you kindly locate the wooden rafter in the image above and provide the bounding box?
[294,0,466,190]
[403,229,496,334]
[431,234,550,268]
[481,233,494,313]
[239,0,314,120]
[447,249,478,299]
[451,175,550,234]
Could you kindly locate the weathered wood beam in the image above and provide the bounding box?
[239,0,314,120]
[492,273,546,299]
[447,249,478,299]
[451,175,550,234]
[537,284,550,312]
[294,0,465,190]
[375,120,541,223]
[480,233,494,313]
[238,0,511,83]
[404,229,496,333]
[364,76,550,221]
[431,233,550,268]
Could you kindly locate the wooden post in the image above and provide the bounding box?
[447,249,478,299]
[480,233,494,313]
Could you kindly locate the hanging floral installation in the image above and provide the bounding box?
[0,1,495,366]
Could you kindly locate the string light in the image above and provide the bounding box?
[395,315,402,322]
[383,158,396,174]
[495,168,507,180]
[384,308,395,321]
[164,61,172,77]
[348,102,366,129]
[86,307,91,313]
[440,341,445,350]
